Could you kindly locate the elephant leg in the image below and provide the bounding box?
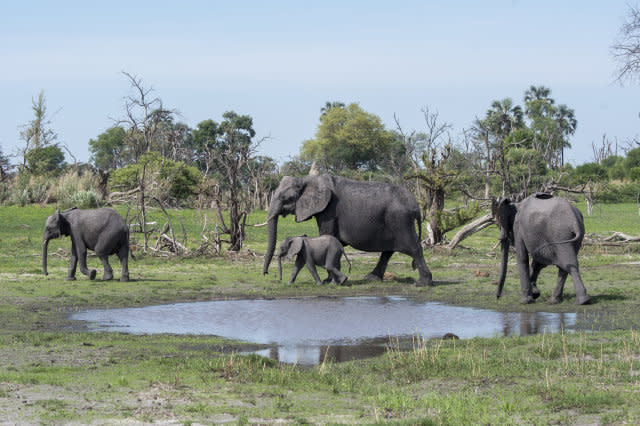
[529,260,545,299]
[568,266,590,305]
[551,269,568,304]
[75,241,97,280]
[66,242,78,281]
[555,246,590,305]
[305,260,324,285]
[411,248,433,287]
[326,261,348,286]
[288,255,305,284]
[365,251,393,281]
[98,255,114,281]
[516,242,534,304]
[118,245,130,282]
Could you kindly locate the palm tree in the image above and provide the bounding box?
[320,101,345,117]
[486,98,524,139]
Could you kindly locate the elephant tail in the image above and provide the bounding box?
[531,232,581,256]
[342,249,352,273]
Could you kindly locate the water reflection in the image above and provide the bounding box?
[71,296,578,365]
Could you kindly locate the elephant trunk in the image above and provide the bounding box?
[263,201,281,275]
[496,238,509,298]
[278,255,283,281]
[42,238,50,276]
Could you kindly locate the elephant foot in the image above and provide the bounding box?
[575,295,591,305]
[102,274,113,281]
[89,269,97,280]
[550,296,563,304]
[338,276,349,286]
[520,296,535,304]
[120,275,129,282]
[65,276,76,281]
[364,273,383,282]
[416,274,434,287]
[532,286,541,299]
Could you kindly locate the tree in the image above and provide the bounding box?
[89,126,128,170]
[612,4,640,83]
[524,85,576,169]
[0,146,12,181]
[24,145,66,176]
[117,72,176,253]
[301,103,396,173]
[191,119,222,177]
[119,72,175,162]
[320,101,345,117]
[18,91,66,176]
[197,111,264,251]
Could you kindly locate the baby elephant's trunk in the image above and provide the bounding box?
[278,255,283,281]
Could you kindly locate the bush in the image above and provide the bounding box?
[58,189,101,209]
[109,152,202,205]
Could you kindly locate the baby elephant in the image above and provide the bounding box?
[277,235,351,285]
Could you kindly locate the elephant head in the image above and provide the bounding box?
[494,198,517,298]
[263,175,332,275]
[42,210,70,276]
[276,236,305,280]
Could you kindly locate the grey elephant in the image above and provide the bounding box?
[277,235,352,285]
[495,193,590,305]
[42,207,131,282]
[263,174,433,286]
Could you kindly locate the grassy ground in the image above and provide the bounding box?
[0,203,639,424]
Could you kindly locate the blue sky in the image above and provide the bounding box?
[1,1,637,166]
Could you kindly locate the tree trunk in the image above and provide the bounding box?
[447,214,495,250]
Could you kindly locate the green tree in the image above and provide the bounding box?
[194,111,262,251]
[0,146,10,181]
[191,119,222,176]
[623,147,640,179]
[301,103,396,173]
[24,145,66,176]
[524,85,576,168]
[19,91,66,176]
[572,162,608,185]
[89,126,128,170]
[320,101,345,117]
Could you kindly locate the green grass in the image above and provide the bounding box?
[0,203,638,423]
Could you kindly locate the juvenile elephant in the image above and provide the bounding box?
[263,174,433,286]
[42,207,131,282]
[277,235,352,285]
[494,193,590,305]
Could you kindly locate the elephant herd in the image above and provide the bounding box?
[41,174,592,305]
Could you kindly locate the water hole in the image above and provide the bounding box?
[71,296,580,365]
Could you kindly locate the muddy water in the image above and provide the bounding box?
[71,296,578,365]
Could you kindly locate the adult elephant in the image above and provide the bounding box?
[494,193,590,305]
[42,207,131,281]
[262,174,433,287]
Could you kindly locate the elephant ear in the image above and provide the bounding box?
[287,238,304,258]
[295,175,332,222]
[57,210,71,236]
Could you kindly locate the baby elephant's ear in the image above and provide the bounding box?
[287,238,304,258]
